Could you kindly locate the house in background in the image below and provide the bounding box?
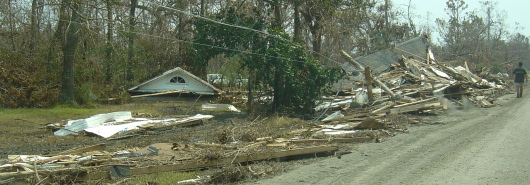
[128,67,222,96]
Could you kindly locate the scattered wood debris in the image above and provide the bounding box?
[0,141,338,183]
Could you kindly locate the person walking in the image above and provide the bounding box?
[512,62,527,98]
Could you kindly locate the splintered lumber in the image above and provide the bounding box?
[289,137,372,144]
[131,90,186,98]
[0,171,35,179]
[266,143,290,147]
[340,50,396,100]
[390,102,442,114]
[256,137,274,142]
[340,50,364,69]
[81,146,337,180]
[0,167,89,179]
[35,155,70,165]
[193,143,237,150]
[393,97,437,108]
[479,99,495,108]
[371,102,395,114]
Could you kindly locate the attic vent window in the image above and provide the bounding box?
[170,76,186,84]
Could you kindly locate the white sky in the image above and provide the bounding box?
[392,0,530,43]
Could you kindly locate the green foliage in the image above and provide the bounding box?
[192,10,343,113]
[259,31,344,112]
[192,7,265,71]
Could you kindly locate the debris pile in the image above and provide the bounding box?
[317,51,507,114]
[0,140,339,183]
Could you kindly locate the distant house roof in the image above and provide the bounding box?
[345,35,430,74]
[128,67,222,95]
[332,35,430,91]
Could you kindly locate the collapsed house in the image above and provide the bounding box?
[323,34,506,114]
[128,67,222,96]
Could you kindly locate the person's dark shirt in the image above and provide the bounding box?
[513,67,527,83]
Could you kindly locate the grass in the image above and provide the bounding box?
[0,107,100,122]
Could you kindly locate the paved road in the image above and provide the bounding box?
[250,92,530,185]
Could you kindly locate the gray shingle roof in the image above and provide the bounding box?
[343,35,429,74]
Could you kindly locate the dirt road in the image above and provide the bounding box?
[249,91,530,185]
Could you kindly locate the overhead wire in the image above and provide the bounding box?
[140,0,344,66]
[56,0,345,66]
[57,18,313,64]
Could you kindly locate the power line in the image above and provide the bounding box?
[57,18,329,66]
[140,0,343,66]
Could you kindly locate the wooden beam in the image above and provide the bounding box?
[340,50,364,70]
[81,146,338,180]
[289,137,372,144]
[365,67,374,101]
[390,102,441,114]
[371,102,395,114]
[393,97,437,108]
[340,50,396,100]
[36,155,70,165]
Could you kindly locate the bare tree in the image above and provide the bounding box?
[59,0,83,104]
[105,0,114,82]
[126,0,137,81]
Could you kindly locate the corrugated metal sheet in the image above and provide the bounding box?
[54,111,132,136]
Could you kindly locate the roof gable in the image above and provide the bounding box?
[128,67,222,94]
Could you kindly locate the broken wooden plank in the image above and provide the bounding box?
[35,155,70,165]
[256,137,274,142]
[394,97,437,108]
[365,67,374,101]
[266,143,290,147]
[289,137,372,144]
[390,102,442,114]
[371,102,395,114]
[479,99,495,108]
[81,146,337,180]
[0,171,35,179]
[193,143,237,150]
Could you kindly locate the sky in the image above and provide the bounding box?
[392,0,530,43]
